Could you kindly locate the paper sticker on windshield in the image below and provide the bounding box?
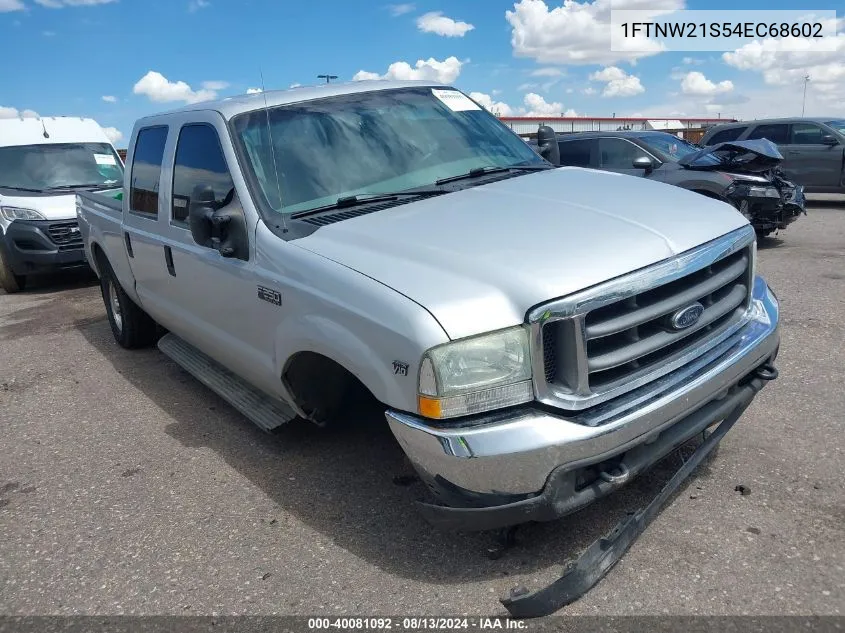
[94,153,117,166]
[432,89,481,112]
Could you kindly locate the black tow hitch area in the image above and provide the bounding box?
[500,371,774,619]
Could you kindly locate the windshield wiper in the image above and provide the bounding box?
[0,185,44,193]
[45,183,113,191]
[435,163,552,186]
[291,189,446,219]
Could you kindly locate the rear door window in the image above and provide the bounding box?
[706,127,745,144]
[171,124,235,226]
[557,139,595,167]
[130,126,168,217]
[747,124,789,144]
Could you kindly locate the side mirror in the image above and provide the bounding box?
[187,184,248,260]
[537,125,560,166]
[821,134,839,146]
[633,156,654,173]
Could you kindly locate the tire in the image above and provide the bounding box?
[0,247,26,293]
[99,258,158,349]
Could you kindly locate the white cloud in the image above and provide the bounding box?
[188,0,209,11]
[201,80,229,91]
[0,106,39,119]
[468,91,577,117]
[101,95,117,103]
[506,0,683,66]
[352,56,463,84]
[679,71,733,96]
[416,11,474,37]
[682,56,703,65]
[387,3,414,16]
[133,71,218,104]
[34,0,117,7]
[102,127,123,144]
[582,86,597,95]
[469,92,515,117]
[723,24,845,106]
[246,87,263,94]
[0,0,25,12]
[289,83,302,88]
[589,66,645,97]
[530,67,563,77]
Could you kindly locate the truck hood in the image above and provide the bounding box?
[0,192,78,220]
[678,139,784,173]
[296,168,749,340]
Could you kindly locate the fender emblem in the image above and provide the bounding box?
[393,361,409,376]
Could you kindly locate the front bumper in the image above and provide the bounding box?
[0,219,87,276]
[386,277,780,531]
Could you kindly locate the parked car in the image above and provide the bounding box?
[0,117,124,292]
[530,130,806,238]
[700,117,845,194]
[77,81,780,539]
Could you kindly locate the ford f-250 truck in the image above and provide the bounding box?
[77,81,780,612]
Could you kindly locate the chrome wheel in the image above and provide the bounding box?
[108,279,123,332]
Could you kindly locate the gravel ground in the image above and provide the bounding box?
[0,205,843,618]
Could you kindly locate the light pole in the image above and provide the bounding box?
[801,74,810,116]
[317,74,338,84]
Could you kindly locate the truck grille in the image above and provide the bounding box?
[47,221,83,249]
[533,227,756,411]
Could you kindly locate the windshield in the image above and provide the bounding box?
[634,133,719,164]
[230,87,546,215]
[0,142,123,191]
[824,120,845,135]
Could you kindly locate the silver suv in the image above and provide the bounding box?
[700,117,845,194]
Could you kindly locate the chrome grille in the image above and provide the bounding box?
[531,226,756,412]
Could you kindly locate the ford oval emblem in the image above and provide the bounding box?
[671,303,705,330]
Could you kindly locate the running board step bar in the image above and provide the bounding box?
[157,333,296,433]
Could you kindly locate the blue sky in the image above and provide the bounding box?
[1,0,842,147]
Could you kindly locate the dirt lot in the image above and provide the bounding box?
[1,206,843,618]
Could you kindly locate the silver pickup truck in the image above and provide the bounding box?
[77,81,780,537]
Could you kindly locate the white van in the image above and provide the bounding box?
[0,117,124,292]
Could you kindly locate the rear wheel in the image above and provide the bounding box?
[0,247,26,293]
[99,258,158,348]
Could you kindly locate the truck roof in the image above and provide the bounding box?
[0,116,113,148]
[139,80,447,122]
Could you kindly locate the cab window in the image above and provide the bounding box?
[706,127,745,145]
[599,138,648,169]
[171,124,235,226]
[790,123,826,145]
[130,126,168,217]
[747,124,789,144]
[557,139,594,167]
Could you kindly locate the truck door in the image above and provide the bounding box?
[783,122,843,190]
[154,115,281,398]
[122,125,175,325]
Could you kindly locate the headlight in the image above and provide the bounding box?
[0,207,46,221]
[417,326,533,419]
[746,185,781,199]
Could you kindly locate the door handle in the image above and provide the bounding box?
[124,232,134,258]
[163,245,176,277]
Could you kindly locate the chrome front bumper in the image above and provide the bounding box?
[386,277,780,530]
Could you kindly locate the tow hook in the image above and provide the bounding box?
[754,363,778,381]
[599,463,630,485]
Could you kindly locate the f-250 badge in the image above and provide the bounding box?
[257,286,282,306]
[393,361,409,376]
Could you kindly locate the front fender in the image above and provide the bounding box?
[274,314,420,412]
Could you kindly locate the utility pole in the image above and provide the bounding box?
[802,74,810,116]
[317,74,338,84]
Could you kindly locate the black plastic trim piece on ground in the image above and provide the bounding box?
[501,373,772,619]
